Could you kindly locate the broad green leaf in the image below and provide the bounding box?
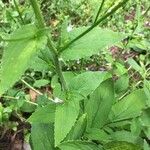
[104,141,141,150]
[58,141,101,150]
[54,98,80,146]
[68,71,109,98]
[28,103,56,124]
[109,89,147,122]
[0,24,47,96]
[30,123,54,150]
[85,128,110,142]
[65,114,87,141]
[60,27,126,60]
[110,131,143,145]
[85,79,114,128]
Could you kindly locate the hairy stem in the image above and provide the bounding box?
[29,0,68,91]
[59,0,129,53]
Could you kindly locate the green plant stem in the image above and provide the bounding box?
[21,79,61,103]
[59,0,129,53]
[94,0,105,23]
[0,95,19,100]
[21,79,43,95]
[143,6,150,16]
[28,0,45,28]
[29,0,68,92]
[13,0,25,24]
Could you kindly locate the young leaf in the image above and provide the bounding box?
[60,27,126,60]
[30,123,54,150]
[58,141,101,150]
[54,98,80,146]
[85,79,114,128]
[28,103,56,124]
[0,24,47,96]
[109,89,147,122]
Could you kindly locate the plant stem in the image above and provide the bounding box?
[28,0,45,28]
[59,0,129,53]
[94,0,105,23]
[21,79,43,95]
[29,0,68,91]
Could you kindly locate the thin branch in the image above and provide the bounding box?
[21,79,43,95]
[59,0,129,53]
[94,0,105,23]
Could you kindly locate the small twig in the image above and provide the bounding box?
[0,95,19,100]
[142,6,150,16]
[21,79,42,95]
[21,79,59,103]
[118,90,130,100]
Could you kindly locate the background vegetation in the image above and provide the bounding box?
[0,0,150,149]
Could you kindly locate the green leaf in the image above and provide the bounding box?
[30,123,54,150]
[114,74,129,94]
[68,71,109,98]
[28,103,56,124]
[130,118,142,137]
[65,114,87,141]
[20,101,37,113]
[140,108,150,127]
[144,140,150,150]
[54,98,80,146]
[58,141,101,150]
[85,79,114,128]
[104,141,142,150]
[33,79,50,88]
[109,89,147,122]
[85,128,110,142]
[60,27,126,60]
[140,108,150,139]
[0,24,47,96]
[110,131,143,145]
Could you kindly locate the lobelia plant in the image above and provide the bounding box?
[0,0,149,150]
